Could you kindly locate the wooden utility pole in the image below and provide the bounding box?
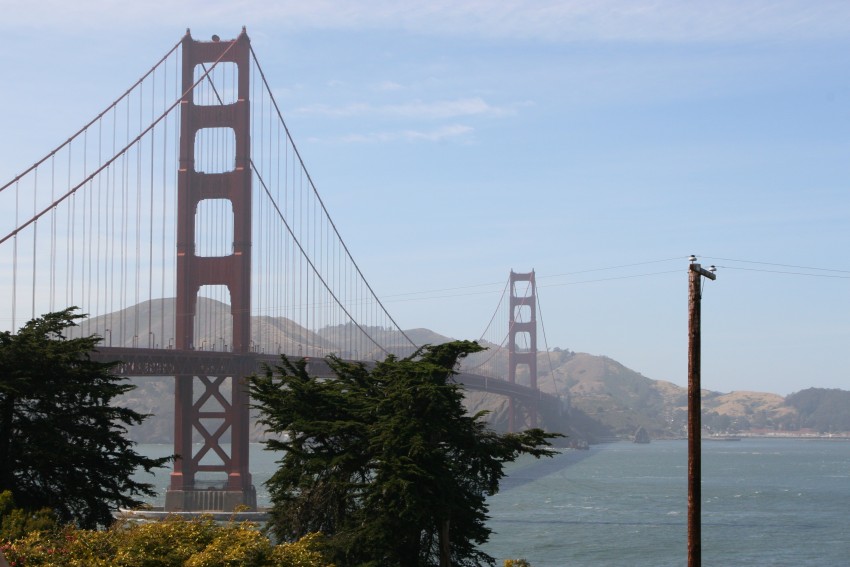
[688,260,716,567]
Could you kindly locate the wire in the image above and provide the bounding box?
[543,256,688,279]
[378,257,689,301]
[0,38,183,196]
[536,292,562,398]
[0,42,237,247]
[540,270,682,288]
[704,256,850,274]
[477,279,510,343]
[383,280,506,299]
[715,266,850,279]
[249,45,416,351]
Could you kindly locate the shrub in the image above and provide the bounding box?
[184,524,273,567]
[271,533,334,567]
[0,490,58,543]
[0,516,334,567]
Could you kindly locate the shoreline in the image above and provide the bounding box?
[647,434,850,442]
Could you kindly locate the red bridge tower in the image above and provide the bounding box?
[165,29,255,512]
[508,270,538,431]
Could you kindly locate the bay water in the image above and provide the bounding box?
[135,438,850,566]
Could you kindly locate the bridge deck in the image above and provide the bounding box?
[89,347,557,407]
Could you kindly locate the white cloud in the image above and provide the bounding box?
[295,98,510,119]
[334,124,474,143]
[376,81,404,92]
[2,0,848,43]
[388,99,511,119]
[295,103,371,117]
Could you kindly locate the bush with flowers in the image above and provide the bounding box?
[0,514,332,567]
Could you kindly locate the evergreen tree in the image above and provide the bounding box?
[0,308,171,528]
[250,340,560,566]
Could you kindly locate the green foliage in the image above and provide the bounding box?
[112,516,221,566]
[250,340,561,566]
[0,517,333,567]
[0,490,58,542]
[785,388,850,433]
[271,533,335,567]
[0,308,171,528]
[183,524,273,567]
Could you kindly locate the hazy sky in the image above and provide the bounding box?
[1,1,848,395]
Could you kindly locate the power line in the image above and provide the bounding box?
[381,280,506,299]
[381,254,848,305]
[539,270,681,288]
[703,256,850,274]
[715,266,850,279]
[381,256,688,301]
[379,269,684,304]
[542,256,688,279]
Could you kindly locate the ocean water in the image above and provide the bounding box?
[481,439,850,566]
[135,439,850,566]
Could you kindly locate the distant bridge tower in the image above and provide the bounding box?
[166,29,255,512]
[508,270,538,431]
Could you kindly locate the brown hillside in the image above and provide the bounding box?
[84,299,799,442]
[552,353,686,439]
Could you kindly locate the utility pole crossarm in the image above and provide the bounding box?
[690,263,717,281]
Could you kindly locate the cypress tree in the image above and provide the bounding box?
[0,308,171,528]
[250,340,560,566]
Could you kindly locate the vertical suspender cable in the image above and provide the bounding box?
[64,148,70,310]
[109,105,116,337]
[82,129,89,324]
[149,68,156,343]
[0,39,182,199]
[31,170,38,320]
[136,85,143,345]
[85,129,93,322]
[121,96,130,344]
[132,106,140,340]
[255,64,263,350]
[12,181,18,330]
[50,156,56,312]
[96,120,103,320]
[161,57,169,348]
[268,80,274,350]
[297,168,302,352]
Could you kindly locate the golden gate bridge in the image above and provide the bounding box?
[0,29,563,512]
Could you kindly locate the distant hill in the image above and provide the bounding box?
[701,390,795,433]
[784,389,850,432]
[82,299,847,443]
[459,350,850,441]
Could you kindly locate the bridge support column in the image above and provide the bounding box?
[508,270,538,431]
[166,28,255,512]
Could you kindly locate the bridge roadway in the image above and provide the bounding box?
[88,347,558,409]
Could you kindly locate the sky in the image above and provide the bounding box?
[0,1,848,396]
